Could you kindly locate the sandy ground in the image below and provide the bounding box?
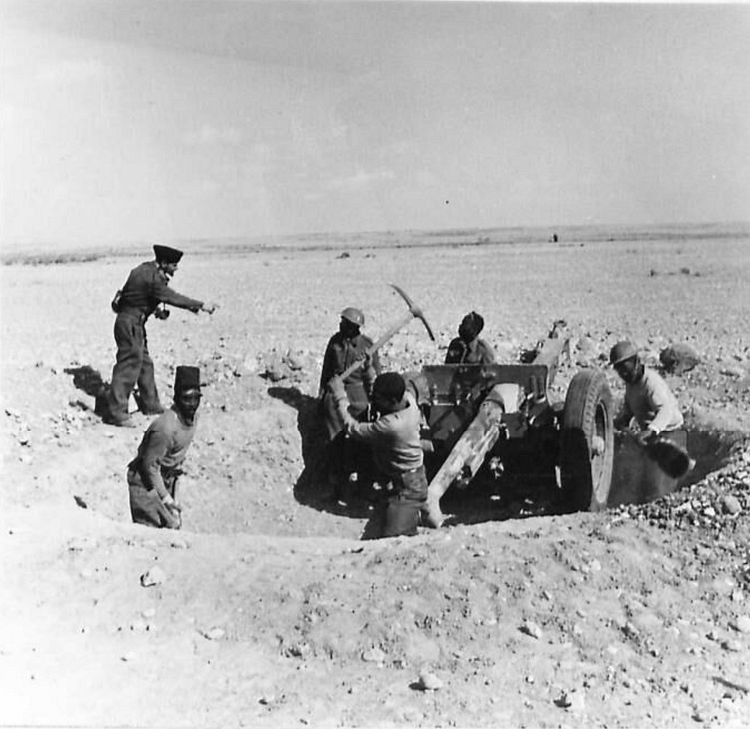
[2,230,750,728]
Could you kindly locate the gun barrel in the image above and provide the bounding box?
[424,384,516,528]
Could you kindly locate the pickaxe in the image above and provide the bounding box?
[339,283,436,381]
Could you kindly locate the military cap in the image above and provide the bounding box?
[461,311,485,335]
[153,245,184,264]
[340,307,365,327]
[174,366,201,392]
[372,372,405,402]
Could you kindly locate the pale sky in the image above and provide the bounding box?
[1,1,748,247]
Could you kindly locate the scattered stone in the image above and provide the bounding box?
[362,647,386,664]
[284,351,306,371]
[201,627,226,641]
[141,608,157,619]
[139,566,167,587]
[729,616,750,634]
[520,620,543,639]
[720,365,744,379]
[416,671,443,691]
[262,356,289,382]
[660,344,700,374]
[721,495,742,515]
[721,639,742,652]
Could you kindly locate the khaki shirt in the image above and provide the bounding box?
[341,392,423,479]
[128,408,197,500]
[617,368,683,434]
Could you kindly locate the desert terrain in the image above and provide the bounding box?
[2,223,750,728]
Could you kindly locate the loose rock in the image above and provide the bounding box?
[140,566,167,587]
[416,671,443,691]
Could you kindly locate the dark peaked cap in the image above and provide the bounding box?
[174,366,201,392]
[153,244,184,264]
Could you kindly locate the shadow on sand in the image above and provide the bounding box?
[64,364,108,400]
[267,386,375,527]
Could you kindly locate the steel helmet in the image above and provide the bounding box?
[610,340,638,366]
[340,307,365,327]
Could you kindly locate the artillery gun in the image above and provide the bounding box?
[413,323,615,527]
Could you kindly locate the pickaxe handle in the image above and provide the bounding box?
[339,312,414,381]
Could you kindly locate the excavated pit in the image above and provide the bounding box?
[187,401,746,536]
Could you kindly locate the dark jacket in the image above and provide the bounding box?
[116,261,203,319]
[445,337,496,365]
[319,331,381,398]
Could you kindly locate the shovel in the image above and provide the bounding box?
[637,433,694,479]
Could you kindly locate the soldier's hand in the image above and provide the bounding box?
[636,428,656,446]
[326,375,347,402]
[163,495,182,512]
[201,301,219,315]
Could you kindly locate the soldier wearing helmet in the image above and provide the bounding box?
[319,307,382,500]
[445,311,496,365]
[610,340,683,444]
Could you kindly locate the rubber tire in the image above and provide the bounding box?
[559,369,614,512]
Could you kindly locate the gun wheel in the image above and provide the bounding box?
[559,370,614,512]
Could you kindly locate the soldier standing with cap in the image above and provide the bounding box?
[319,307,381,499]
[127,365,203,529]
[445,311,496,365]
[103,244,217,427]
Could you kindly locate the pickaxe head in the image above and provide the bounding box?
[389,282,436,341]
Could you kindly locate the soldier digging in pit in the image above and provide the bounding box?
[327,372,428,538]
[445,311,496,365]
[318,307,381,501]
[102,245,217,427]
[610,340,684,442]
[127,366,203,529]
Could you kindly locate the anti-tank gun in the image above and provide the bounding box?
[413,323,615,527]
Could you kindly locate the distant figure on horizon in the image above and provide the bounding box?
[445,311,496,365]
[101,245,217,427]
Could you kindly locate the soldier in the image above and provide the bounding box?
[318,307,381,499]
[127,365,203,529]
[328,372,427,538]
[445,311,496,365]
[103,245,217,427]
[610,340,684,442]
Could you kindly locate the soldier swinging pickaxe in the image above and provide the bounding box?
[338,283,436,382]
